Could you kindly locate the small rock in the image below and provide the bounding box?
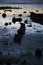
[24,20,28,24]
[2,13,6,18]
[18,14,22,17]
[35,10,39,12]
[9,22,12,25]
[5,23,8,26]
[23,11,27,13]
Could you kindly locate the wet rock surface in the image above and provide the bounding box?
[12,17,22,24]
[2,13,6,18]
[30,12,43,25]
[14,23,25,44]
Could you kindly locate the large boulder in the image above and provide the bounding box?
[30,12,43,25]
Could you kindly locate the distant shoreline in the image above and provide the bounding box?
[0,3,43,5]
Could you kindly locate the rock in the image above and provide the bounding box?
[4,10,12,12]
[4,23,8,26]
[30,12,43,25]
[18,14,22,17]
[16,18,22,22]
[14,23,25,44]
[12,17,16,24]
[12,17,22,24]
[2,13,6,18]
[35,49,42,57]
[18,23,25,35]
[23,11,27,13]
[24,20,28,24]
[27,23,32,27]
[9,22,12,25]
[35,10,39,12]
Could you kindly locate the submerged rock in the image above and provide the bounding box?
[35,49,42,57]
[2,13,6,18]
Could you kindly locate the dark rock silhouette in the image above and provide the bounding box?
[0,6,22,9]
[14,23,25,44]
[9,22,12,25]
[30,12,43,25]
[5,22,8,26]
[4,10,12,12]
[18,23,25,35]
[2,13,6,18]
[12,17,22,24]
[12,17,16,24]
[23,11,27,13]
[27,23,32,27]
[35,49,42,57]
[18,14,22,17]
[24,20,28,24]
[35,10,39,12]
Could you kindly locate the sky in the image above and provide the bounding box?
[0,0,43,4]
